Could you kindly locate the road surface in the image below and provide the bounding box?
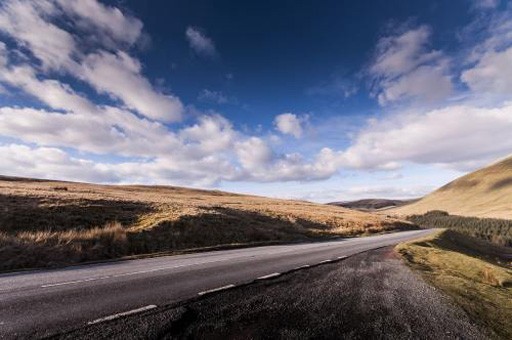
[0,229,434,338]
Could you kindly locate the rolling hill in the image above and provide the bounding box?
[392,155,512,219]
[328,199,418,212]
[0,176,412,271]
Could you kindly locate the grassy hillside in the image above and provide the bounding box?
[329,198,418,212]
[0,176,413,271]
[393,155,512,219]
[396,230,512,339]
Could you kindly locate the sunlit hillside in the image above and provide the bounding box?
[393,156,512,219]
[0,176,412,271]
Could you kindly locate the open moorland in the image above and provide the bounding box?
[392,155,512,219]
[0,176,413,271]
[329,198,418,212]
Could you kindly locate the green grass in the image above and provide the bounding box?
[396,229,512,339]
[407,210,512,247]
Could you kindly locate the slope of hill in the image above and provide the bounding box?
[393,156,512,219]
[329,199,418,212]
[0,176,413,271]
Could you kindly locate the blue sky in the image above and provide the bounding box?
[0,0,511,202]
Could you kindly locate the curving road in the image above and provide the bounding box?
[0,229,434,339]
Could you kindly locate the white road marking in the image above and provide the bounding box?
[87,305,157,325]
[39,258,233,289]
[337,256,347,259]
[319,259,332,264]
[41,278,95,288]
[257,272,281,280]
[294,264,311,270]
[197,284,236,296]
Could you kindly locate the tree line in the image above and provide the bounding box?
[407,210,512,247]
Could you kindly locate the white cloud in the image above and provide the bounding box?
[0,0,184,122]
[462,46,512,99]
[0,144,116,182]
[0,62,97,114]
[369,25,453,105]
[185,26,217,58]
[0,0,77,70]
[274,113,308,138]
[54,0,143,46]
[0,0,511,197]
[197,89,228,104]
[341,103,512,170]
[78,51,183,122]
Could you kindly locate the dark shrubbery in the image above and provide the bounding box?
[408,211,512,247]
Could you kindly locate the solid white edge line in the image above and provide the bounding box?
[87,305,157,325]
[257,272,281,280]
[197,284,236,296]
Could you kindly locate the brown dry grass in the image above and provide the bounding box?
[392,155,512,219]
[396,229,512,339]
[0,176,414,271]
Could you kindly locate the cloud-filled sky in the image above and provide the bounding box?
[0,0,511,202]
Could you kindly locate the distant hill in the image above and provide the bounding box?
[393,155,512,219]
[328,199,418,212]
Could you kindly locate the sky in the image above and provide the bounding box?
[0,0,511,202]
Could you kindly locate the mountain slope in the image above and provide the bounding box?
[393,156,512,219]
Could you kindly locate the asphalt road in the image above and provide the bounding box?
[59,247,486,340]
[0,229,434,339]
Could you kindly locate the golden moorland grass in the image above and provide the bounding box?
[392,155,512,219]
[396,229,512,339]
[0,176,413,271]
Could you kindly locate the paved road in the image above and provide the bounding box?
[0,229,434,338]
[60,247,485,339]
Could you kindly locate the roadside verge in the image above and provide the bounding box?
[396,229,512,339]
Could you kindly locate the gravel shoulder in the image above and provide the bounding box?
[55,247,487,340]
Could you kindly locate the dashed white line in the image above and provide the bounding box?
[337,256,348,260]
[319,259,333,264]
[41,278,96,288]
[197,284,236,296]
[257,272,281,280]
[87,305,157,325]
[294,264,310,270]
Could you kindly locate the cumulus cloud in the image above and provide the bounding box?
[0,0,77,70]
[340,103,512,170]
[0,0,510,193]
[369,25,453,105]
[461,9,512,101]
[78,51,183,121]
[462,47,512,97]
[54,0,143,46]
[185,27,217,58]
[0,144,116,183]
[274,113,308,138]
[0,0,183,122]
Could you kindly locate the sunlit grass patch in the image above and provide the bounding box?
[396,229,512,339]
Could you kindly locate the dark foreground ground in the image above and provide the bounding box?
[53,247,487,340]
